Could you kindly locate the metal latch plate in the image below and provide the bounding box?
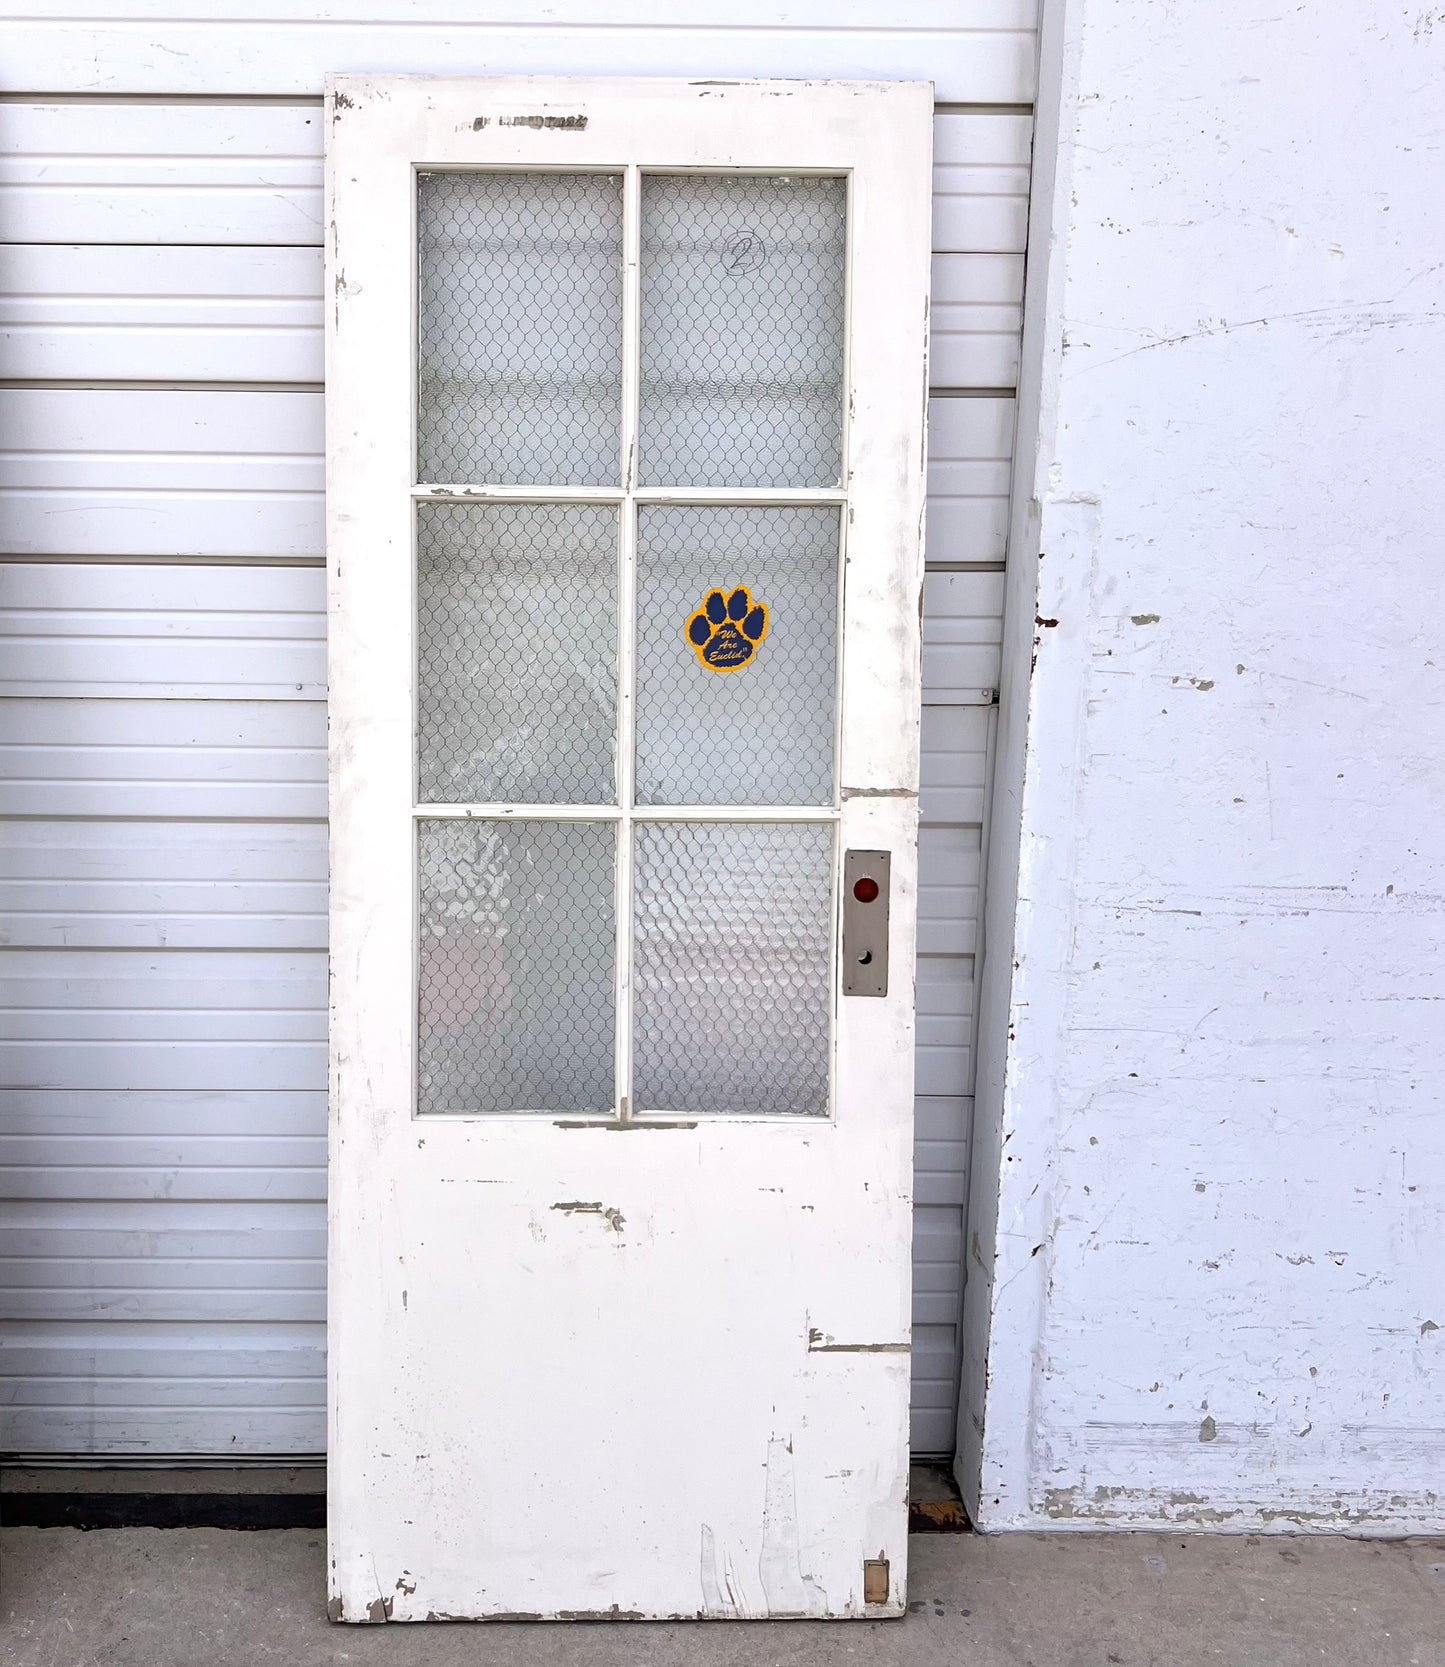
[842,848,890,997]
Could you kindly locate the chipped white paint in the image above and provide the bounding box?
[328,77,931,1618]
[962,0,1445,1531]
[0,66,1026,1461]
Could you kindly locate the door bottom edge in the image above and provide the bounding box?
[328,1597,907,1624]
[330,1610,907,1624]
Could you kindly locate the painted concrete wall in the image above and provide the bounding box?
[961,0,1445,1531]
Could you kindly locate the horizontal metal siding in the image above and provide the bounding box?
[0,247,1024,391]
[0,388,1018,566]
[0,2,1038,102]
[0,562,1002,1461]
[913,560,999,1452]
[0,79,1028,1459]
[0,103,1033,246]
[0,556,328,1451]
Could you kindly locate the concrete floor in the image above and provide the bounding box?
[2,1529,1443,1667]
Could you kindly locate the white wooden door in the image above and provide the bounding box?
[327,75,932,1622]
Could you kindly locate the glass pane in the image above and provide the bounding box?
[632,822,833,1115]
[417,502,617,804]
[417,172,624,486]
[634,506,838,806]
[418,819,615,1114]
[638,174,846,488]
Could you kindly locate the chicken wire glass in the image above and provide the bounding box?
[417,172,624,486]
[632,822,833,1115]
[638,174,846,489]
[418,819,615,1114]
[634,506,839,806]
[417,502,618,805]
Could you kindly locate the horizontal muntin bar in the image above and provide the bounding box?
[639,487,846,505]
[414,165,849,181]
[414,483,621,503]
[412,484,846,505]
[415,804,840,822]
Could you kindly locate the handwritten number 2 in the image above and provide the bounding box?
[722,232,765,276]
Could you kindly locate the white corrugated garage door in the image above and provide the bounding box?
[0,9,1032,1460]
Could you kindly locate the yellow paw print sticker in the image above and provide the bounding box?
[685,587,770,673]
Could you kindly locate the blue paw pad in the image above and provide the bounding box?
[686,586,769,672]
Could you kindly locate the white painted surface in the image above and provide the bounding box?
[0,563,325,704]
[0,245,325,384]
[0,389,322,558]
[0,411,1006,1459]
[929,257,1024,391]
[0,554,998,1457]
[0,2,1038,102]
[962,0,1445,1531]
[327,75,931,1621]
[0,103,325,244]
[0,12,1032,1464]
[925,398,1016,566]
[0,250,1015,394]
[0,554,329,1454]
[0,388,1020,568]
[0,100,1026,257]
[931,114,1031,256]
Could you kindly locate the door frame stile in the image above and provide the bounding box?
[613,162,642,1121]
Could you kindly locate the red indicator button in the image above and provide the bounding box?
[852,876,880,904]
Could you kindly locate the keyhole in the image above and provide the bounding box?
[858,950,873,965]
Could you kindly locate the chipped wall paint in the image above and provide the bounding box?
[960,0,1445,1532]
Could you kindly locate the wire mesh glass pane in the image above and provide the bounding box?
[418,172,624,485]
[633,822,833,1116]
[638,174,846,488]
[634,506,839,806]
[418,502,618,804]
[418,819,615,1114]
